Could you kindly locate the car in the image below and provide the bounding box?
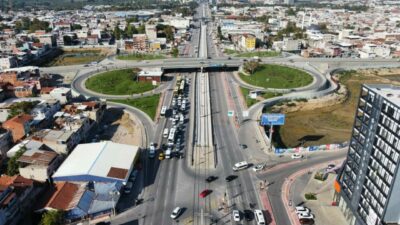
[227,57,232,60]
[298,213,314,219]
[207,56,212,59]
[199,189,211,198]
[158,152,165,160]
[327,164,335,169]
[239,144,247,149]
[225,175,237,182]
[129,170,138,182]
[299,218,315,225]
[291,153,303,159]
[295,206,310,215]
[206,176,217,183]
[170,207,182,219]
[124,182,133,194]
[253,164,265,172]
[233,161,249,171]
[232,210,240,222]
[243,209,253,221]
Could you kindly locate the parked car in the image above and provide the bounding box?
[170,207,182,219]
[232,210,241,222]
[243,209,254,221]
[291,153,303,159]
[298,213,314,219]
[124,182,133,194]
[295,206,310,215]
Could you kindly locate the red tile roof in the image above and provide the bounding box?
[45,182,79,210]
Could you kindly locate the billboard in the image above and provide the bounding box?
[260,113,285,126]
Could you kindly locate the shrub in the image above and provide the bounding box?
[305,193,317,200]
[314,172,327,181]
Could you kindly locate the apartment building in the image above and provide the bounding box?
[336,84,400,225]
[240,34,256,51]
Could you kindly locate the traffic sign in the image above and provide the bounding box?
[228,111,234,117]
[260,113,285,125]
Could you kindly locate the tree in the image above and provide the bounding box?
[113,26,122,40]
[40,210,64,225]
[125,24,138,37]
[164,26,174,42]
[137,24,146,34]
[7,147,27,176]
[243,61,260,75]
[171,47,179,58]
[71,24,82,31]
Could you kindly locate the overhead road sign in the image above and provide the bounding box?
[260,113,285,126]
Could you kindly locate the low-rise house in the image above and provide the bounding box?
[30,100,61,128]
[42,181,120,223]
[138,68,163,83]
[62,101,106,124]
[2,114,33,143]
[0,175,38,225]
[17,149,61,182]
[86,35,99,45]
[0,56,18,70]
[31,129,80,155]
[0,129,11,164]
[49,87,71,104]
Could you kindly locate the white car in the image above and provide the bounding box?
[291,153,303,159]
[253,164,265,172]
[298,213,314,219]
[170,207,182,219]
[232,210,240,222]
[295,206,310,215]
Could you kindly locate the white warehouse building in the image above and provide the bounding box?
[52,141,140,184]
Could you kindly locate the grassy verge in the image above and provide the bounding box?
[44,49,106,66]
[85,69,155,95]
[236,51,280,58]
[240,87,283,107]
[277,70,398,147]
[239,64,313,89]
[111,94,160,120]
[223,49,240,55]
[116,53,166,60]
[240,87,259,107]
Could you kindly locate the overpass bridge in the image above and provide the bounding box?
[161,62,240,73]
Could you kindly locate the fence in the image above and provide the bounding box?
[274,142,349,154]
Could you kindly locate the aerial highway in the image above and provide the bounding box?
[62,2,400,225]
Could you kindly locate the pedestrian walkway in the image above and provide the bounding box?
[259,190,276,225]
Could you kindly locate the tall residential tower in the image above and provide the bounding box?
[336,84,400,225]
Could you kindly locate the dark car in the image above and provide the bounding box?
[207,56,212,59]
[227,57,232,60]
[243,210,254,221]
[206,176,217,183]
[239,144,247,149]
[225,175,237,182]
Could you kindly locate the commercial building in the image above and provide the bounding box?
[138,68,163,83]
[336,84,400,225]
[52,141,140,184]
[240,34,256,51]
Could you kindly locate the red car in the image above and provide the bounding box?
[199,189,211,198]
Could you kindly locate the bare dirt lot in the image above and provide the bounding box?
[97,108,144,146]
[270,68,400,148]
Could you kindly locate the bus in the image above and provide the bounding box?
[160,106,167,117]
[254,210,265,225]
[179,80,185,94]
[168,127,176,142]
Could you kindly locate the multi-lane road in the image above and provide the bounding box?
[56,2,400,225]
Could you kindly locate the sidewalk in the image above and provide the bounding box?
[282,158,345,225]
